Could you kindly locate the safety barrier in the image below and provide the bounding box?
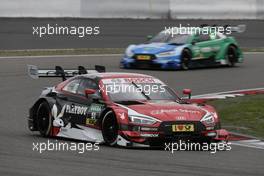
[0,0,263,19]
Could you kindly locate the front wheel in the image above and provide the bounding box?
[181,49,191,70]
[119,62,125,69]
[102,111,119,146]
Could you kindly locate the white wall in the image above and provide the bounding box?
[170,0,258,19]
[0,0,263,19]
[80,0,169,19]
[256,0,264,19]
[0,0,81,17]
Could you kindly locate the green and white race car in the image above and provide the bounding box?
[121,25,244,70]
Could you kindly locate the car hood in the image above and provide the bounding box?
[118,100,207,121]
[131,43,179,54]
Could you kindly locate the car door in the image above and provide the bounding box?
[76,78,106,128]
[194,34,220,59]
[55,77,105,129]
[55,78,89,128]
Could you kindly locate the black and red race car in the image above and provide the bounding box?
[27,65,228,147]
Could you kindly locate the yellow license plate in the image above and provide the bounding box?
[172,124,194,132]
[137,55,151,60]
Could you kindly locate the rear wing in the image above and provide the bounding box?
[28,65,105,81]
[200,24,246,33]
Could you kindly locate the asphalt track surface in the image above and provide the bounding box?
[0,53,264,176]
[0,18,264,49]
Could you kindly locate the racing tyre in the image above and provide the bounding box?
[102,111,119,146]
[119,62,124,69]
[181,49,191,70]
[37,101,52,137]
[226,46,237,67]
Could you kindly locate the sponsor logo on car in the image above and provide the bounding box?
[65,104,88,115]
[151,109,201,115]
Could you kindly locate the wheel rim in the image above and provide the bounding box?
[103,113,118,144]
[182,57,189,70]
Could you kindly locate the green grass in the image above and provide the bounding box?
[0,47,263,57]
[208,94,264,139]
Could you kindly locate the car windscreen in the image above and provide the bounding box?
[167,34,190,44]
[105,83,178,102]
[149,32,190,44]
[148,32,170,43]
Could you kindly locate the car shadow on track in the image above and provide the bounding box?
[121,65,242,72]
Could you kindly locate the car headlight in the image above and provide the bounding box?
[156,51,176,57]
[200,112,215,125]
[129,115,159,125]
[125,47,134,57]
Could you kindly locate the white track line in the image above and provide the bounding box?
[231,140,264,150]
[192,87,264,98]
[244,52,264,54]
[0,54,123,59]
[0,51,262,59]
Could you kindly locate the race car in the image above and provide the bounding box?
[27,65,229,147]
[120,25,244,70]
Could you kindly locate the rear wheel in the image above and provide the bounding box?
[226,46,237,67]
[181,49,191,70]
[37,102,52,137]
[102,111,119,146]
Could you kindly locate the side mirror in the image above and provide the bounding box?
[191,41,196,45]
[147,35,153,40]
[183,89,192,99]
[85,89,96,97]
